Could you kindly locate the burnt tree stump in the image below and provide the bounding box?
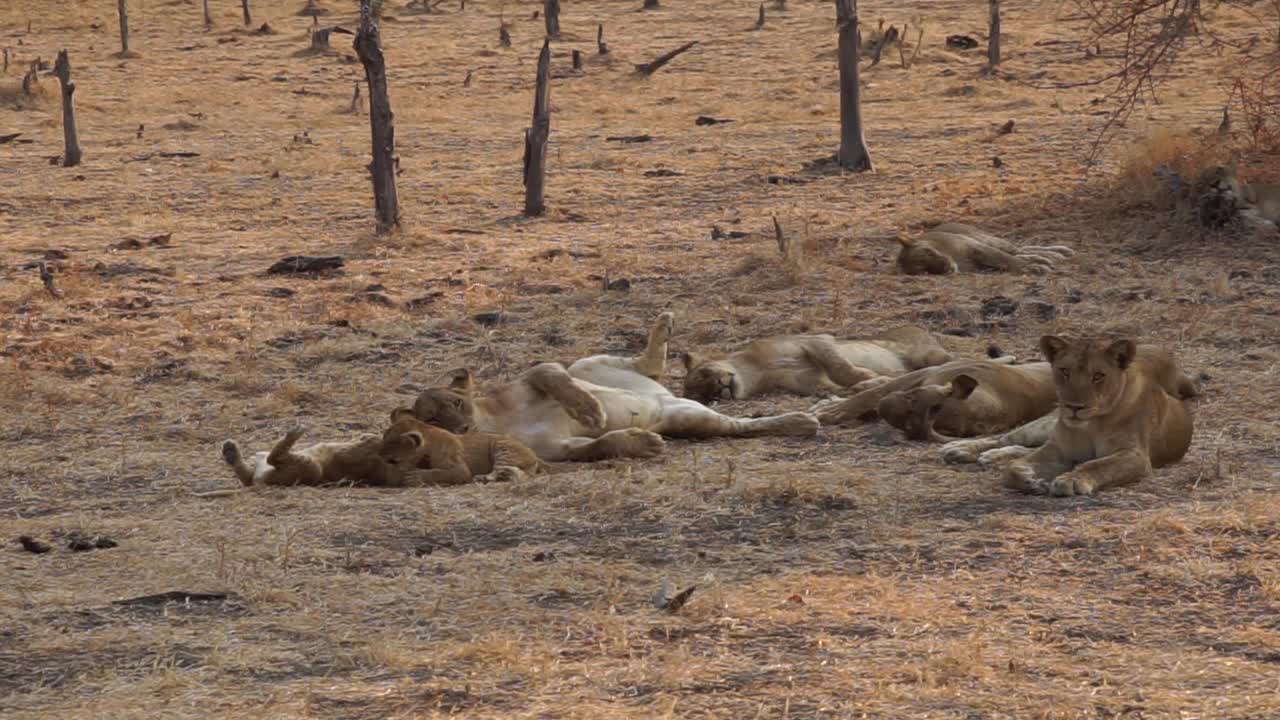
[544,0,560,39]
[635,41,698,75]
[203,0,213,28]
[242,0,253,27]
[835,0,873,171]
[53,50,83,167]
[597,23,609,54]
[755,4,765,30]
[572,49,582,70]
[523,40,551,217]
[117,0,131,55]
[354,1,401,233]
[988,0,1001,67]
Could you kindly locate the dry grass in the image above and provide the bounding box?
[3,0,1280,718]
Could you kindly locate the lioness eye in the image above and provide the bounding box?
[1092,372,1105,384]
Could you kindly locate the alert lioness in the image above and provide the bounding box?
[380,409,545,484]
[896,222,1074,275]
[410,312,820,462]
[679,325,951,403]
[999,336,1198,497]
[221,428,397,487]
[1197,162,1280,225]
[810,357,1056,440]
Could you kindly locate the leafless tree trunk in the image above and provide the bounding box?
[835,0,872,171]
[203,0,213,28]
[544,0,560,39]
[242,0,252,27]
[597,23,609,54]
[354,1,401,233]
[524,40,551,217]
[117,0,131,55]
[53,50,83,167]
[988,0,1001,67]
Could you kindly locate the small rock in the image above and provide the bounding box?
[992,155,1003,168]
[946,34,979,50]
[605,278,632,292]
[695,116,733,126]
[531,550,556,562]
[18,536,51,554]
[264,287,296,298]
[1065,289,1085,304]
[267,255,344,275]
[996,119,1015,135]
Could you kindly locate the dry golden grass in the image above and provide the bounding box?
[3,1,1280,718]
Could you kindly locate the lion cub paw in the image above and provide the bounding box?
[482,466,526,483]
[1004,463,1048,494]
[221,440,242,466]
[940,439,985,464]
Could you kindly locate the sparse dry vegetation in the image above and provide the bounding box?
[2,0,1279,718]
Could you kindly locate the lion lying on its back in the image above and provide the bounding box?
[896,222,1073,275]
[680,325,951,403]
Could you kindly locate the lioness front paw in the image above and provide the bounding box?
[977,445,1034,467]
[1050,472,1097,497]
[940,439,983,464]
[651,311,675,345]
[567,397,608,432]
[1004,463,1047,493]
[775,411,821,437]
[623,428,666,458]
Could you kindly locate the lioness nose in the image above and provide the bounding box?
[1063,402,1086,412]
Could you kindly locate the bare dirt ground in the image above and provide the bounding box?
[3,0,1279,717]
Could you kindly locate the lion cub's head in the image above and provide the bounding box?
[379,409,436,468]
[411,368,476,434]
[876,375,978,441]
[1195,161,1244,198]
[895,234,957,276]
[679,352,740,404]
[1041,335,1136,427]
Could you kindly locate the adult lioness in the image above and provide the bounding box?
[679,325,951,403]
[896,222,1074,275]
[221,427,398,487]
[410,312,820,462]
[1001,336,1197,497]
[941,340,1199,467]
[1197,161,1280,225]
[380,409,545,484]
[810,358,1056,440]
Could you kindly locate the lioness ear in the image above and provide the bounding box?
[445,368,474,393]
[405,431,424,449]
[390,407,416,423]
[951,374,979,399]
[1040,335,1068,363]
[1105,338,1136,370]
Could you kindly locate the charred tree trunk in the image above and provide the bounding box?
[987,0,1001,67]
[117,0,131,55]
[643,0,659,8]
[354,1,401,233]
[53,50,83,167]
[523,40,551,217]
[544,0,560,39]
[242,0,253,27]
[203,0,213,28]
[834,0,873,171]
[597,23,609,54]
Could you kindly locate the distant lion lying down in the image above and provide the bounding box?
[896,222,1073,275]
[679,325,952,403]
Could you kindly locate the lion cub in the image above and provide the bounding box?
[680,325,951,403]
[380,409,545,484]
[221,428,396,487]
[896,222,1073,275]
[1004,336,1197,497]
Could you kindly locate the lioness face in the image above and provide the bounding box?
[877,375,978,441]
[411,368,476,433]
[898,246,957,276]
[411,388,474,433]
[682,361,739,404]
[1041,335,1135,427]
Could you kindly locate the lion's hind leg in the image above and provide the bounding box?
[942,412,1056,465]
[802,338,879,387]
[526,363,607,432]
[656,399,819,439]
[557,429,666,461]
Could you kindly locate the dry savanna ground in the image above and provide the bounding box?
[3,0,1280,717]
